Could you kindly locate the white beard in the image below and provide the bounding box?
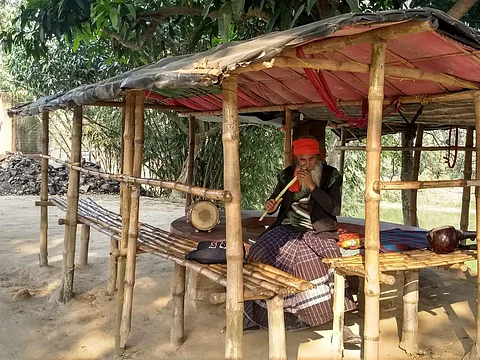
[299,162,322,192]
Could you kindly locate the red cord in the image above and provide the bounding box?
[443,126,459,169]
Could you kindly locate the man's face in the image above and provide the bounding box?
[297,154,317,170]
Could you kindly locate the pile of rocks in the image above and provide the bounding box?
[0,153,120,195]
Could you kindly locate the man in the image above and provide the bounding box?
[244,137,360,344]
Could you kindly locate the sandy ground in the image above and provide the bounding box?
[0,195,478,360]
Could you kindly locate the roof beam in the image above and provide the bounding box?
[235,56,480,90]
[280,20,438,57]
[180,90,478,117]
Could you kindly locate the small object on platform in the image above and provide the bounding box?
[186,200,220,232]
[338,232,364,250]
[426,225,476,254]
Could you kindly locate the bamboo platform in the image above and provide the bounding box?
[324,248,477,272]
[50,197,313,298]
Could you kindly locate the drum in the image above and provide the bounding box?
[186,201,220,232]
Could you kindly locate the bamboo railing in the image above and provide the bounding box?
[30,153,232,202]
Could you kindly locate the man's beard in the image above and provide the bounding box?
[298,162,322,192]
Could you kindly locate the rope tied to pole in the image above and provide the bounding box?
[443,125,459,169]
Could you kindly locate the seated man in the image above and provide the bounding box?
[244,137,360,344]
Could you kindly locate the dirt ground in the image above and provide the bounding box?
[0,195,478,360]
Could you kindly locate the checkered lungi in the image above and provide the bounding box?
[244,225,356,331]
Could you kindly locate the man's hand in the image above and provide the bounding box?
[296,169,315,191]
[264,198,283,213]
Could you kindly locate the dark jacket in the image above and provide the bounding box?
[266,164,342,236]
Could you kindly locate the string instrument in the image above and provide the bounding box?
[426,226,477,254]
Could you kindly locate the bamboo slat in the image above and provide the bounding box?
[31,153,232,202]
[50,197,314,297]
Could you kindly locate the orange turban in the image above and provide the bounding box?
[292,138,320,156]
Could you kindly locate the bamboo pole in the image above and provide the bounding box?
[209,292,272,304]
[171,263,186,346]
[222,75,244,360]
[363,40,386,360]
[78,224,90,266]
[336,146,476,152]
[266,296,286,360]
[374,178,480,191]
[115,92,135,354]
[237,56,480,90]
[185,115,196,211]
[399,270,419,355]
[39,110,49,266]
[181,90,479,117]
[31,154,231,202]
[461,126,474,230]
[59,105,83,303]
[120,90,145,349]
[284,108,293,168]
[331,271,345,360]
[473,92,480,352]
[281,20,436,57]
[409,124,424,227]
[338,129,346,175]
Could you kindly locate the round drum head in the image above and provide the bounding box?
[190,201,219,231]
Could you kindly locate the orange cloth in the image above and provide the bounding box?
[292,138,320,156]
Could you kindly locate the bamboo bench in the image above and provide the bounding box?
[51,197,314,359]
[323,249,478,360]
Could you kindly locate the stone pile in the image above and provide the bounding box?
[0,153,120,195]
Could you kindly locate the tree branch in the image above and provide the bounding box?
[448,0,478,19]
[137,7,218,20]
[103,20,159,51]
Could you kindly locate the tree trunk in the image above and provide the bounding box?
[401,128,416,225]
[448,0,478,19]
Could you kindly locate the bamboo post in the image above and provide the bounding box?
[78,224,90,266]
[59,105,83,303]
[363,40,386,360]
[39,110,49,266]
[115,92,135,353]
[338,129,346,175]
[185,115,196,211]
[171,263,186,346]
[120,90,145,348]
[399,269,419,355]
[331,271,345,360]
[461,126,474,230]
[266,296,286,360]
[222,75,244,360]
[409,124,424,227]
[284,108,293,168]
[473,92,480,351]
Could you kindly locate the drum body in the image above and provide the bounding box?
[186,201,220,231]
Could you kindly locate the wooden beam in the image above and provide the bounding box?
[336,146,476,152]
[374,178,480,191]
[39,111,49,266]
[86,100,190,112]
[222,75,244,360]
[473,91,480,351]
[185,115,196,211]
[266,296,287,360]
[181,90,479,117]
[263,57,480,90]
[281,20,437,57]
[363,40,386,360]
[59,105,83,303]
[284,109,293,168]
[461,126,474,230]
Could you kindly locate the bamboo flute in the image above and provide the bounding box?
[222,75,244,360]
[409,124,424,227]
[39,110,49,266]
[461,126,474,230]
[115,92,135,354]
[120,90,145,348]
[363,40,386,360]
[259,176,298,221]
[59,105,83,303]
